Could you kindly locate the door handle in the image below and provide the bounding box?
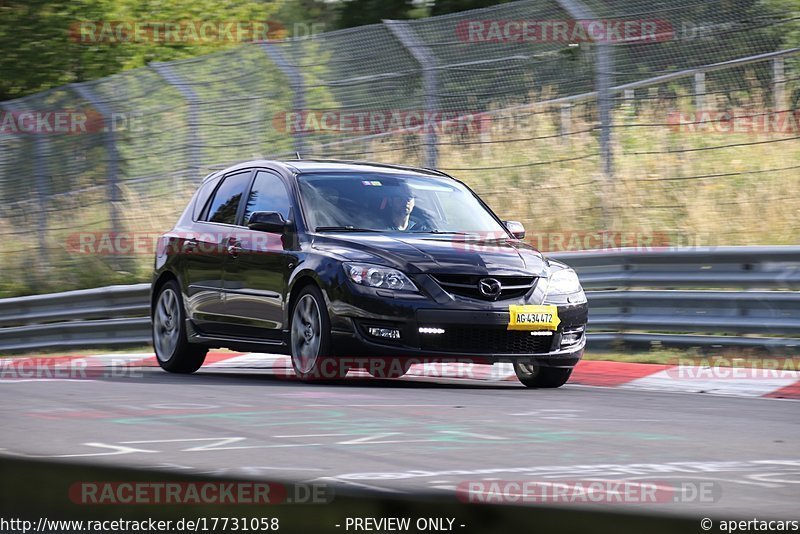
[227,242,242,257]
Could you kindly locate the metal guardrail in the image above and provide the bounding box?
[556,246,800,289]
[1,247,799,354]
[0,284,151,352]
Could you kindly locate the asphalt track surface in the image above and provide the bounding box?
[1,357,798,518]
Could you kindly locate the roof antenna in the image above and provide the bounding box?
[295,151,301,160]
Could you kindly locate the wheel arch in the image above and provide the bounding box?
[151,270,180,318]
[287,271,324,321]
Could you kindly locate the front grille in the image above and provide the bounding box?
[419,326,554,354]
[431,274,536,301]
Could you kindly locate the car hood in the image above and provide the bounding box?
[310,233,548,276]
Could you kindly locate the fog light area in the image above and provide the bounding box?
[367,327,401,339]
[561,329,584,346]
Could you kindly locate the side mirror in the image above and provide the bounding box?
[248,211,289,233]
[503,220,525,240]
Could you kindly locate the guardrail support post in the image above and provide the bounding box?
[384,20,439,169]
[259,42,307,157]
[151,63,203,181]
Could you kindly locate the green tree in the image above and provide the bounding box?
[430,0,513,16]
[336,0,415,29]
[0,0,282,101]
[273,0,339,37]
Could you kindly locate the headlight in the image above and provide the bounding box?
[545,268,586,303]
[344,263,418,292]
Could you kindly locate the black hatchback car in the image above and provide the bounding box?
[151,160,588,388]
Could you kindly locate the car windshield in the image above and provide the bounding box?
[297,172,508,234]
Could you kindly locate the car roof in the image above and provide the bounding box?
[202,159,450,182]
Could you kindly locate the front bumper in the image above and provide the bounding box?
[327,280,588,368]
[332,330,585,368]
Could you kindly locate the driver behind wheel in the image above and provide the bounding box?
[378,181,433,232]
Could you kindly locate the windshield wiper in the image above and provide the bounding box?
[409,230,469,235]
[315,226,380,232]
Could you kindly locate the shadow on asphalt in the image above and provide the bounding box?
[74,365,540,391]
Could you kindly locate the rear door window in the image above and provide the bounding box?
[203,170,252,225]
[193,177,220,221]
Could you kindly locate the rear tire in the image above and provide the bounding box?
[513,362,572,388]
[152,280,207,374]
[290,285,342,381]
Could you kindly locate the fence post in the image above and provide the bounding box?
[1,100,49,267]
[556,0,614,227]
[0,114,4,204]
[694,71,706,110]
[384,20,439,169]
[71,83,120,240]
[259,42,307,157]
[596,43,614,182]
[151,62,203,181]
[773,57,787,111]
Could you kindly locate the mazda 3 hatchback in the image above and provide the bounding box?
[151,160,588,388]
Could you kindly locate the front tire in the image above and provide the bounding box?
[290,285,341,381]
[152,280,207,373]
[513,362,572,388]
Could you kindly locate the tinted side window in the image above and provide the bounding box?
[192,177,220,220]
[242,170,292,225]
[204,171,252,225]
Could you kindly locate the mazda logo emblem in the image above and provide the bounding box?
[478,277,502,298]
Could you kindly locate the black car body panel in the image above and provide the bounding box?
[152,159,588,368]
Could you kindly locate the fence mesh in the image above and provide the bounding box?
[0,0,798,296]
